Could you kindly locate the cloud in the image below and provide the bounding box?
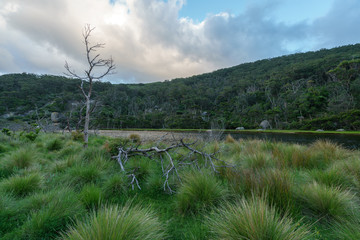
[0,0,358,83]
[311,0,360,48]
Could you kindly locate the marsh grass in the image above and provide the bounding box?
[46,137,64,151]
[309,167,358,191]
[79,184,103,209]
[206,196,312,240]
[61,204,166,240]
[20,188,85,239]
[332,219,360,239]
[66,164,102,187]
[298,181,358,220]
[0,133,358,239]
[176,169,228,214]
[1,173,43,197]
[102,174,127,200]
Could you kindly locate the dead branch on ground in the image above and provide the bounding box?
[113,139,230,193]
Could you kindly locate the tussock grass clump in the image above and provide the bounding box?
[4,146,37,170]
[67,164,102,187]
[334,158,360,184]
[298,181,357,220]
[1,173,42,197]
[241,151,273,169]
[129,133,141,143]
[272,144,312,169]
[82,146,111,162]
[259,169,294,213]
[332,220,360,239]
[61,204,166,240]
[79,184,103,209]
[206,196,312,240]
[46,137,64,151]
[71,131,84,142]
[225,134,236,143]
[176,169,228,214]
[309,168,358,191]
[20,188,85,239]
[103,174,127,199]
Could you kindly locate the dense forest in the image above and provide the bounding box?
[1,44,360,130]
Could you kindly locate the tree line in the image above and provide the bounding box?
[1,44,360,130]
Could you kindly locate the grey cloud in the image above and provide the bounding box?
[0,0,358,83]
[311,0,360,48]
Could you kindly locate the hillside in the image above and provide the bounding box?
[1,44,360,130]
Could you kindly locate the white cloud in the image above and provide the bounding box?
[0,0,359,83]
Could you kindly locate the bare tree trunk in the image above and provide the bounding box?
[65,24,115,148]
[84,97,91,147]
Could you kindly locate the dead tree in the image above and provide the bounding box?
[64,24,115,147]
[113,139,230,193]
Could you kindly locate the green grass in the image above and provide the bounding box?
[0,132,359,239]
[206,196,312,240]
[176,169,228,214]
[61,204,166,240]
[0,173,43,197]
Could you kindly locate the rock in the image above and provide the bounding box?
[259,120,271,130]
[336,129,345,132]
[236,127,245,130]
[51,112,60,123]
[316,129,324,132]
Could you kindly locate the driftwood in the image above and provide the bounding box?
[113,139,230,193]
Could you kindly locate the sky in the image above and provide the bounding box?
[0,0,359,83]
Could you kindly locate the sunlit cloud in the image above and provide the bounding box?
[0,0,359,83]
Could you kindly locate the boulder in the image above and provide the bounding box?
[259,120,271,130]
[336,129,345,132]
[316,129,324,132]
[236,127,245,130]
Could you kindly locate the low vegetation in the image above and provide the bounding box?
[0,132,359,239]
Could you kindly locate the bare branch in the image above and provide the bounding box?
[113,139,232,193]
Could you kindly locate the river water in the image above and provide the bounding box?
[221,132,360,150]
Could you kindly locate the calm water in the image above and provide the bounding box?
[207,131,360,150]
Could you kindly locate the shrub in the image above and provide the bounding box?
[1,173,42,197]
[20,189,85,239]
[129,133,141,144]
[298,182,357,220]
[102,137,129,156]
[79,184,103,209]
[61,204,166,240]
[176,169,228,214]
[206,196,312,240]
[71,131,84,142]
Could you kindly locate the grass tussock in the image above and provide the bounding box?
[206,196,312,240]
[298,181,358,220]
[1,173,42,197]
[0,133,358,239]
[176,169,228,214]
[61,204,166,240]
[79,184,103,209]
[20,188,85,239]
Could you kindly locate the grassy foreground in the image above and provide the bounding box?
[0,132,360,239]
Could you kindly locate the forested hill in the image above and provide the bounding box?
[1,44,360,130]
